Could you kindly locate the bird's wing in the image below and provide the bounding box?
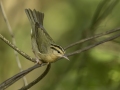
[25,9,55,53]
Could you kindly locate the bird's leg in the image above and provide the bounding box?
[32,50,42,64]
[35,58,42,64]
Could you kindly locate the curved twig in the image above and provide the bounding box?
[19,64,51,90]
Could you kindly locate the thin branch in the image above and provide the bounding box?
[65,27,120,50]
[0,1,28,87]
[66,33,120,57]
[0,63,47,90]
[0,34,36,62]
[19,64,51,90]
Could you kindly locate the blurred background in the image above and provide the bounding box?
[0,0,120,90]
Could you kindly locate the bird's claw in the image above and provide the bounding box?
[35,59,42,64]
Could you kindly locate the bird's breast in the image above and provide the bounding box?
[38,53,58,63]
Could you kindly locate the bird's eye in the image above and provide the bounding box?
[57,51,60,53]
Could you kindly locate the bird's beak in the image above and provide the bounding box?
[62,55,69,61]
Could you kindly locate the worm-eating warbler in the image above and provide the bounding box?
[25,9,69,63]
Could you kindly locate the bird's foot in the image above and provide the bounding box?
[35,58,42,64]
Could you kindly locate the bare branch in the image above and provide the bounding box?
[0,63,47,90]
[19,64,51,90]
[0,34,36,62]
[0,1,28,87]
[66,33,120,57]
[65,27,120,50]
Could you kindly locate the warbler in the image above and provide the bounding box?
[25,9,69,63]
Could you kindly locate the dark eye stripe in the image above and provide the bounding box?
[50,47,62,54]
[51,44,64,52]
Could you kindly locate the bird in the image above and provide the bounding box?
[25,9,69,64]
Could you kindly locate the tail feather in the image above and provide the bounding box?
[25,9,44,26]
[25,9,35,25]
[33,9,44,26]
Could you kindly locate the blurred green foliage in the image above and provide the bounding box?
[1,0,120,90]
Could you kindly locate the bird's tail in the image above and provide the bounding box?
[25,9,44,27]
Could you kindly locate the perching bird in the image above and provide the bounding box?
[25,9,69,63]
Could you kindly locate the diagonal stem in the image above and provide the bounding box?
[0,34,36,62]
[66,33,120,57]
[65,28,120,50]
